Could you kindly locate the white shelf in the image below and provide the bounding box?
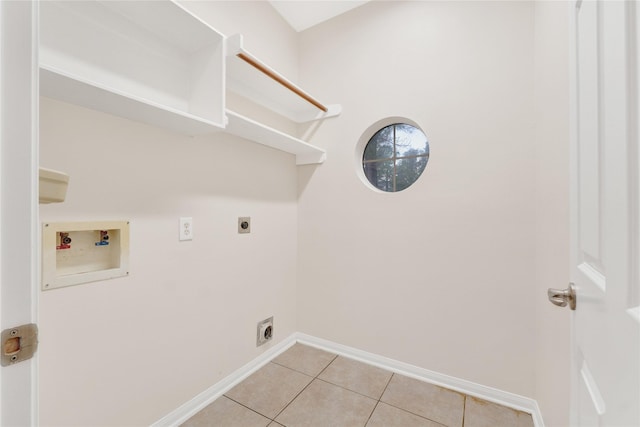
[39,0,225,135]
[40,66,224,136]
[37,2,333,166]
[225,110,326,165]
[226,34,341,123]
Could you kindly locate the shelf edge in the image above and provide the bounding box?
[225,110,326,165]
[40,65,225,136]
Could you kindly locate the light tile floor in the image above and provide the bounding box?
[182,344,534,427]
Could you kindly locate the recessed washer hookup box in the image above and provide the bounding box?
[42,221,130,291]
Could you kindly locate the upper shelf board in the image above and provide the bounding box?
[40,1,223,55]
[40,66,225,136]
[39,0,226,135]
[226,34,341,123]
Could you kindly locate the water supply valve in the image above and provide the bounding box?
[56,232,72,250]
[95,230,110,246]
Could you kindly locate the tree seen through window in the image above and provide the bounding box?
[363,123,429,192]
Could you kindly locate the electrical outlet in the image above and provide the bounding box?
[179,217,193,241]
[256,316,273,346]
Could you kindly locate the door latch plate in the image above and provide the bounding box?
[1,324,38,367]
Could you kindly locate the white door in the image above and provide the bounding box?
[569,0,640,425]
[0,0,39,425]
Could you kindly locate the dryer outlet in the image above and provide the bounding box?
[256,316,273,346]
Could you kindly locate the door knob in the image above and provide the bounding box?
[548,282,576,310]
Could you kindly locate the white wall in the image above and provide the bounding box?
[38,3,300,425]
[37,1,572,425]
[297,0,539,397]
[533,2,571,426]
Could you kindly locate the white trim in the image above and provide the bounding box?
[31,1,41,423]
[151,336,297,427]
[295,333,544,427]
[0,1,40,424]
[152,333,545,427]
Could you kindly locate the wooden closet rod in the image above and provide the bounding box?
[237,52,328,113]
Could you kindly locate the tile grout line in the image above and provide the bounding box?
[269,354,339,423]
[314,377,381,402]
[185,343,531,427]
[362,372,394,427]
[379,372,395,400]
[313,354,394,402]
[377,372,463,426]
[226,353,454,427]
[223,359,316,424]
[277,354,448,426]
[462,394,467,427]
[220,394,276,423]
[379,400,449,427]
[363,400,381,427]
[315,353,339,378]
[270,359,296,371]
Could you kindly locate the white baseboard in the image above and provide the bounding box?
[295,333,544,427]
[151,335,298,427]
[152,332,544,427]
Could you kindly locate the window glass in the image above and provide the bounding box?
[394,123,428,158]
[363,160,395,192]
[363,127,394,161]
[362,123,429,192]
[395,156,428,192]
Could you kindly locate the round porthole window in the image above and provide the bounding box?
[361,122,430,192]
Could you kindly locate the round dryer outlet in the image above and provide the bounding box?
[256,316,273,346]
